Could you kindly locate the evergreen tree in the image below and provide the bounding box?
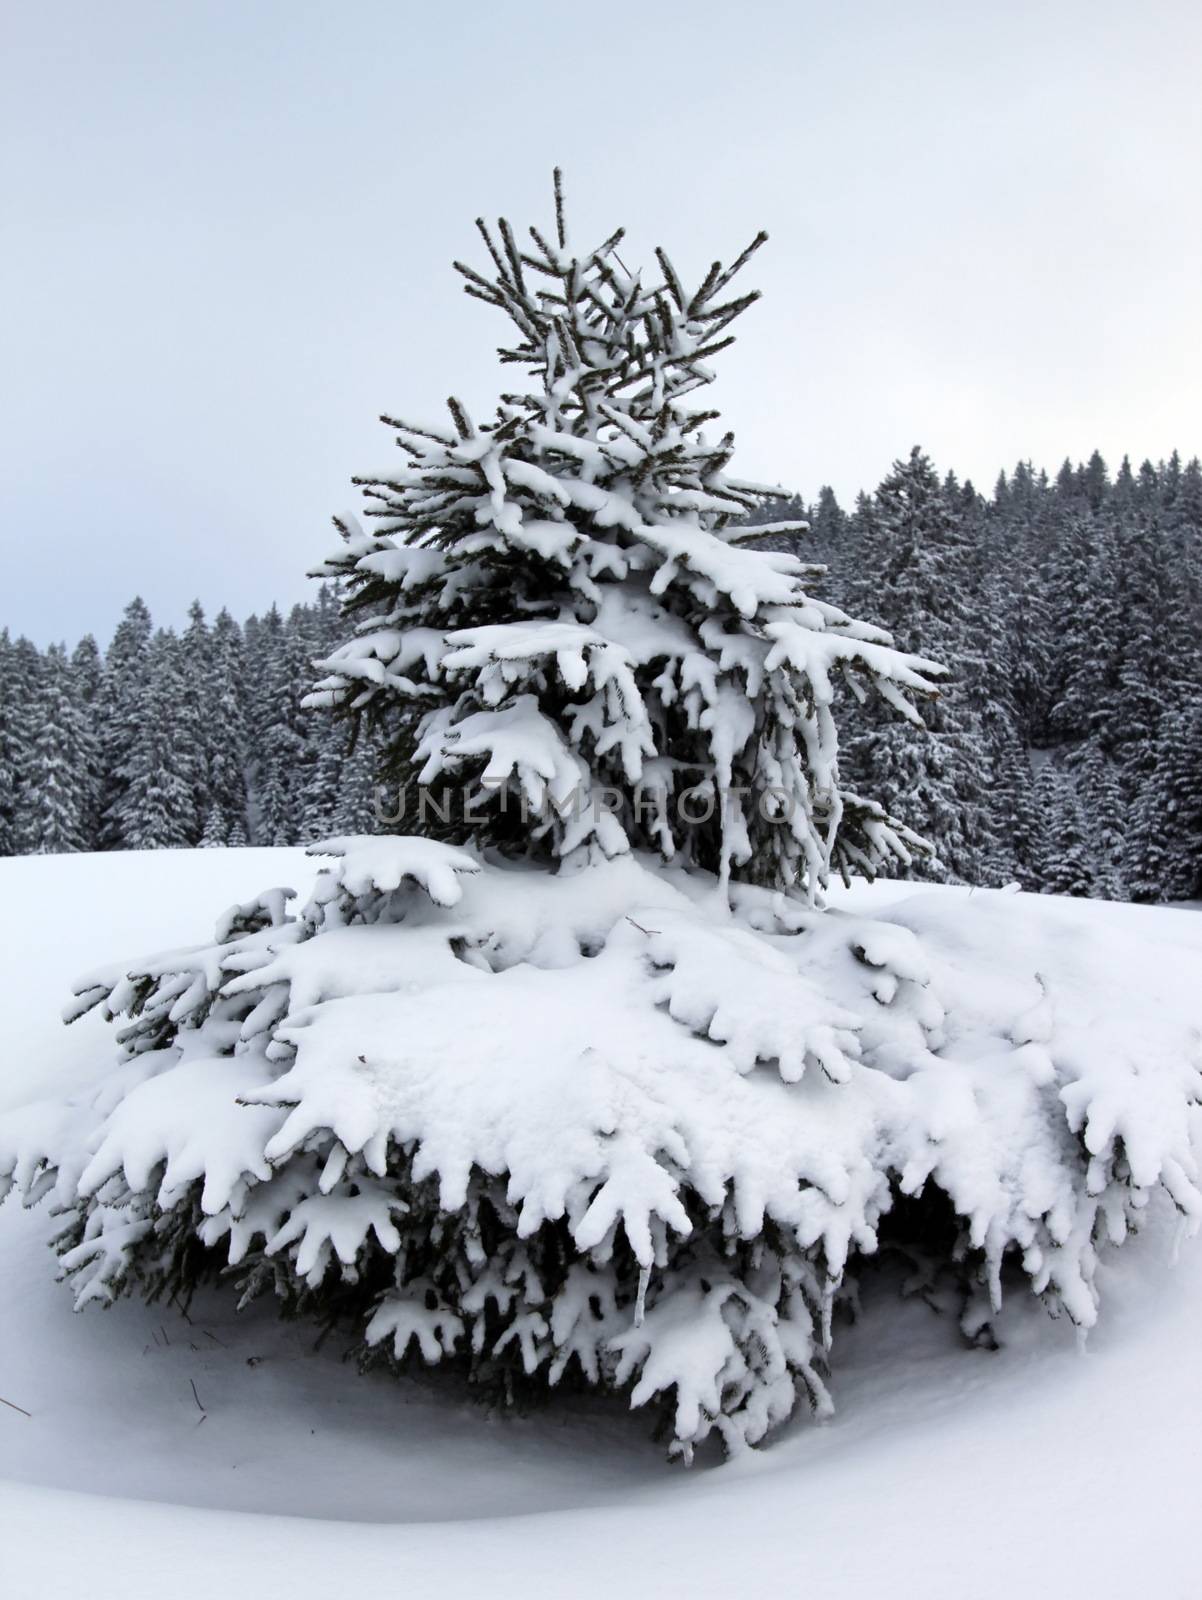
[177,600,214,843]
[309,177,940,892]
[113,631,194,850]
[807,485,850,578]
[1127,701,1202,902]
[1035,765,1096,898]
[198,803,228,847]
[7,637,45,853]
[1111,476,1173,787]
[69,634,105,850]
[1070,741,1125,898]
[0,631,22,856]
[1080,448,1110,512]
[979,714,1039,886]
[99,598,153,848]
[26,644,92,854]
[208,608,250,842]
[1044,511,1119,747]
[249,604,317,847]
[840,447,986,883]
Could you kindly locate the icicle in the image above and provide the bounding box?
[634,1263,649,1327]
[319,1143,348,1195]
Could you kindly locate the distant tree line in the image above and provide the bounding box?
[2,449,1200,900]
[0,587,376,855]
[747,447,1202,901]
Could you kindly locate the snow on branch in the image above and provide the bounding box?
[4,849,1198,1459]
[311,176,944,898]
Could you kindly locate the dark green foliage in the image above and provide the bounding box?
[2,586,378,857]
[1034,766,1096,898]
[0,631,26,855]
[98,597,153,848]
[837,449,1005,885]
[754,448,1202,902]
[28,644,95,854]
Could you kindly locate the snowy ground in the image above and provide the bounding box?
[2,848,1200,1599]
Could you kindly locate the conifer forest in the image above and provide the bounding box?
[4,447,1199,901]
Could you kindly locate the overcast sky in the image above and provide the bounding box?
[4,0,1200,646]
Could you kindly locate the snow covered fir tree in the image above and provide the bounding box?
[2,179,1200,1462]
[304,175,939,892]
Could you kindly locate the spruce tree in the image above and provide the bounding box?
[1044,511,1118,748]
[27,645,92,854]
[198,803,228,847]
[1071,741,1125,898]
[1035,765,1096,898]
[260,605,319,847]
[0,631,22,856]
[68,634,105,849]
[1112,475,1173,788]
[309,179,941,894]
[113,631,194,850]
[208,608,250,843]
[805,486,852,604]
[244,604,317,847]
[979,714,1039,886]
[1127,701,1202,902]
[839,448,985,883]
[7,637,45,853]
[178,600,214,843]
[99,598,153,848]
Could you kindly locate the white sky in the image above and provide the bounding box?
[3,0,1200,646]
